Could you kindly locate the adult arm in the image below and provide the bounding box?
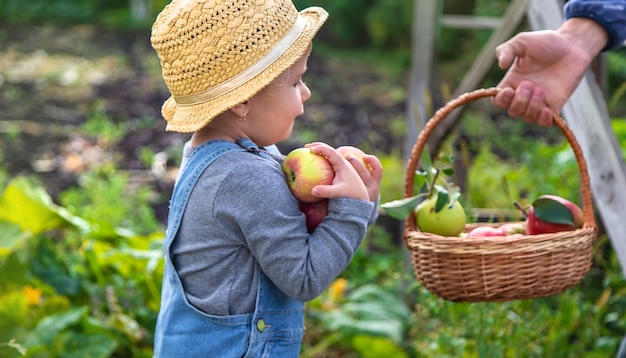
[494,0,626,125]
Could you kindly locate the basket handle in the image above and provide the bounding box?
[403,87,596,234]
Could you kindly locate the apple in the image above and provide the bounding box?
[467,226,506,238]
[536,195,583,228]
[499,222,526,235]
[282,148,335,203]
[524,195,583,235]
[299,199,329,233]
[336,146,372,171]
[415,195,466,236]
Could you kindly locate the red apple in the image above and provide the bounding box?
[467,226,506,238]
[299,199,329,233]
[524,195,583,235]
[537,195,583,227]
[282,148,335,203]
[336,146,372,171]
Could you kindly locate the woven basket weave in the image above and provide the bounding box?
[403,88,598,302]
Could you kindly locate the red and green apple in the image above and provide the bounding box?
[282,147,335,203]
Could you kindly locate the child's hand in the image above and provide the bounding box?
[305,142,369,201]
[334,145,383,202]
[344,152,382,202]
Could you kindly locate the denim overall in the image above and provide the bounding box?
[153,139,305,357]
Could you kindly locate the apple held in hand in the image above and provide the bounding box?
[299,199,329,233]
[523,195,583,235]
[282,148,335,203]
[415,195,466,237]
[336,146,372,171]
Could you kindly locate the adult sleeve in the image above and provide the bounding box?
[565,0,626,50]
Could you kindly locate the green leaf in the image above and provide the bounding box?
[446,185,462,206]
[0,220,30,257]
[352,335,408,358]
[30,244,82,296]
[434,188,449,213]
[533,197,575,225]
[441,167,455,176]
[420,146,433,174]
[0,177,90,236]
[108,312,144,342]
[413,170,428,192]
[439,152,454,165]
[381,196,419,220]
[25,307,88,348]
[320,285,410,344]
[54,332,118,358]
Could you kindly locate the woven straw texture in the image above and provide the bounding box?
[403,88,598,302]
[151,0,328,132]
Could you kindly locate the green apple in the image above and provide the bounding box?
[415,195,466,236]
[282,148,334,203]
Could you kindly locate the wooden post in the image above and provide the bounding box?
[405,0,441,155]
[426,0,529,152]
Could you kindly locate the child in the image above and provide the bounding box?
[150,0,382,356]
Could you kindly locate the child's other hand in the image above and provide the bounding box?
[305,142,369,201]
[343,152,382,202]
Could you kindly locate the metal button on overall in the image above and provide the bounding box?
[256,319,265,332]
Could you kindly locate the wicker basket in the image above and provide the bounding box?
[403,87,598,302]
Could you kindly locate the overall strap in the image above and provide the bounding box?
[165,138,276,246]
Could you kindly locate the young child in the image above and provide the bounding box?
[150,0,382,356]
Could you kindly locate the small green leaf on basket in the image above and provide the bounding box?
[420,147,433,174]
[381,196,419,220]
[442,167,455,176]
[447,185,461,206]
[434,188,449,213]
[438,152,454,165]
[533,197,575,225]
[413,170,428,192]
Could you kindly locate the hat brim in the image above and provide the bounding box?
[162,7,329,133]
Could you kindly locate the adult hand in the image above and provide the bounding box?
[494,18,607,126]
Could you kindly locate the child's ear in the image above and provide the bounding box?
[230,102,248,120]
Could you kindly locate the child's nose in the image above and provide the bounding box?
[301,84,311,102]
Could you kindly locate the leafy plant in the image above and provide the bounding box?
[0,177,163,357]
[304,282,412,357]
[59,167,162,236]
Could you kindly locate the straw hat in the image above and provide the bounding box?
[151,0,328,132]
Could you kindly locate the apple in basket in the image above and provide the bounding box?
[499,222,526,235]
[299,199,329,233]
[415,194,466,237]
[467,226,507,238]
[516,195,583,235]
[282,148,335,203]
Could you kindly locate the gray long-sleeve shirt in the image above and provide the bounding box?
[171,142,377,315]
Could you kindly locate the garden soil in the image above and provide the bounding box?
[0,25,407,223]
